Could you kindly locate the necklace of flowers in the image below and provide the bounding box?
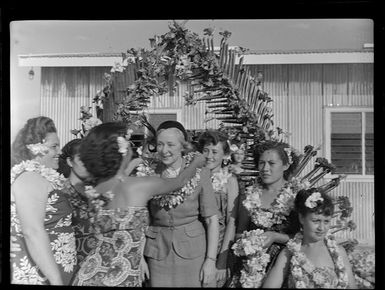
[242,181,296,229]
[287,232,349,289]
[231,228,271,288]
[211,167,232,192]
[11,159,66,190]
[141,152,202,210]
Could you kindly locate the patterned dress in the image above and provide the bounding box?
[10,183,77,285]
[71,207,149,287]
[287,266,339,288]
[65,182,98,270]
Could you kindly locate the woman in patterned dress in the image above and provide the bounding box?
[262,188,357,288]
[10,116,77,285]
[70,122,206,287]
[57,139,98,270]
[198,130,240,287]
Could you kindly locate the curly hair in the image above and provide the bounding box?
[57,139,82,178]
[295,187,335,217]
[197,130,230,155]
[11,116,57,167]
[79,122,128,184]
[253,140,299,180]
[285,188,334,235]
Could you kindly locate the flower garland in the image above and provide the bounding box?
[232,229,270,288]
[11,160,66,191]
[211,167,232,192]
[232,179,308,288]
[83,185,115,225]
[287,232,349,289]
[136,152,201,209]
[242,182,296,229]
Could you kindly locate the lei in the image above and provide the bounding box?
[232,229,271,288]
[211,167,232,192]
[136,152,201,209]
[287,232,349,289]
[11,160,66,190]
[242,181,296,229]
[232,179,308,288]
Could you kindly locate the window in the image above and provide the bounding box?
[325,108,373,179]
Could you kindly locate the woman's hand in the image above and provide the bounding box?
[200,258,216,286]
[140,256,150,282]
[262,231,278,248]
[192,152,207,168]
[216,268,227,285]
[262,231,289,248]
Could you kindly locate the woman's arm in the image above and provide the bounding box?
[13,172,63,285]
[124,157,143,176]
[262,247,290,288]
[216,176,239,276]
[200,214,219,286]
[128,154,206,200]
[339,246,358,289]
[262,231,290,249]
[235,193,250,239]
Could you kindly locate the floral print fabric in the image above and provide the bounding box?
[64,183,99,268]
[71,207,149,287]
[10,189,77,285]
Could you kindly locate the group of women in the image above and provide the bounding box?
[10,116,357,288]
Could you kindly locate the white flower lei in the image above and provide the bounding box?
[211,167,232,192]
[287,232,349,289]
[242,181,296,229]
[232,229,270,288]
[11,160,66,191]
[137,152,201,209]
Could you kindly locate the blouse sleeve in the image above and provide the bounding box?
[198,167,220,218]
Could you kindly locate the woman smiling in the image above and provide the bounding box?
[143,121,220,287]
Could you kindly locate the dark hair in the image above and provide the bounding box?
[197,130,230,155]
[79,122,127,184]
[295,188,335,217]
[253,140,299,180]
[157,121,188,141]
[57,139,82,178]
[11,116,57,167]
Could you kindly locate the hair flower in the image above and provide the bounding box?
[305,192,324,208]
[284,147,293,165]
[117,136,129,156]
[230,143,239,153]
[26,142,50,156]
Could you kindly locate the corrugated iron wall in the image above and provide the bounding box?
[40,62,374,245]
[41,67,110,146]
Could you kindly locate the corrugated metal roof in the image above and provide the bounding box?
[243,48,374,55]
[18,48,373,59]
[18,48,374,67]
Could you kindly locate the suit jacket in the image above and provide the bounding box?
[144,167,219,260]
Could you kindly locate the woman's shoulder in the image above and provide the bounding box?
[12,171,50,195]
[13,170,49,186]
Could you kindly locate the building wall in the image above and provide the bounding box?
[39,62,374,245]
